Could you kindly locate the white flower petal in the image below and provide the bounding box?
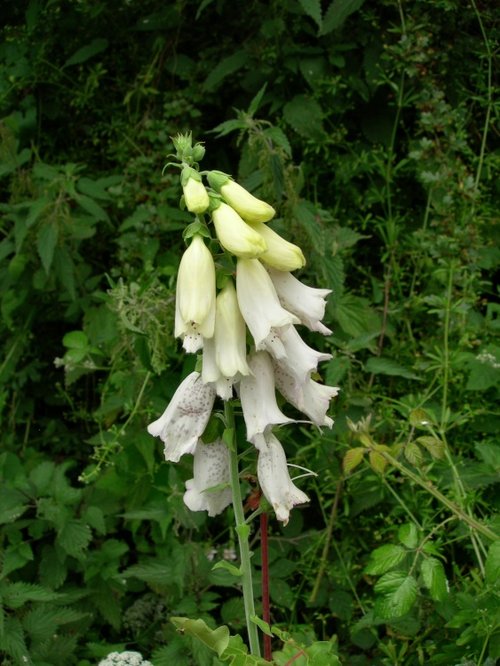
[239,352,294,443]
[147,372,216,462]
[273,360,339,427]
[184,439,232,517]
[267,268,332,335]
[262,325,331,383]
[236,258,299,348]
[215,280,250,378]
[254,431,309,525]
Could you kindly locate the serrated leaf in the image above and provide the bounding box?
[263,126,292,157]
[2,582,60,609]
[204,51,247,91]
[374,573,418,619]
[57,520,92,557]
[416,436,445,459]
[368,450,387,474]
[0,616,31,664]
[409,408,433,428]
[75,193,109,221]
[365,544,406,575]
[343,447,365,474]
[247,83,267,117]
[170,617,230,657]
[398,523,418,549]
[37,222,58,273]
[64,38,108,67]
[485,540,500,586]
[404,441,424,466]
[298,0,322,28]
[365,356,419,380]
[54,246,76,300]
[283,95,324,140]
[321,0,366,35]
[421,557,448,601]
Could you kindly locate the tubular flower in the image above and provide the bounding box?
[254,431,309,525]
[215,280,251,378]
[239,351,294,443]
[267,268,332,335]
[212,202,267,258]
[201,336,234,400]
[175,234,216,353]
[250,223,306,272]
[147,371,216,462]
[273,360,339,428]
[184,439,233,517]
[262,324,331,383]
[236,258,300,349]
[208,171,275,223]
[181,166,209,214]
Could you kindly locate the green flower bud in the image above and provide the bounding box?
[192,143,206,162]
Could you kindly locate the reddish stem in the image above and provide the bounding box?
[260,511,272,661]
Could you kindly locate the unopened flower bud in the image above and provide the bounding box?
[181,166,209,214]
[192,143,206,162]
[250,222,305,271]
[208,171,275,223]
[212,201,267,258]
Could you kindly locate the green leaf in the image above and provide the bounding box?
[247,83,267,117]
[283,95,324,140]
[62,331,88,349]
[409,408,433,428]
[416,436,445,459]
[56,520,92,557]
[365,356,420,380]
[1,582,60,609]
[64,38,108,67]
[212,561,242,577]
[37,222,58,273]
[204,51,248,91]
[374,572,418,619]
[250,615,272,636]
[420,557,448,601]
[0,487,29,525]
[365,544,406,575]
[321,0,366,35]
[298,0,322,28]
[398,523,418,549]
[75,193,109,221]
[404,441,424,466]
[343,447,365,474]
[485,540,500,586]
[170,617,230,657]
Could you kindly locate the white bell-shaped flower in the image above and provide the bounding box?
[239,351,294,443]
[262,324,331,383]
[174,235,216,353]
[273,360,339,427]
[184,439,233,517]
[147,372,216,462]
[267,268,332,335]
[236,258,300,349]
[254,431,309,525]
[202,335,234,401]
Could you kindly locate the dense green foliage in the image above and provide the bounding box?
[1,0,499,664]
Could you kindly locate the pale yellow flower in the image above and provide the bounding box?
[249,223,305,271]
[181,166,209,214]
[212,202,267,258]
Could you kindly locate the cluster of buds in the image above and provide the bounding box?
[148,133,339,524]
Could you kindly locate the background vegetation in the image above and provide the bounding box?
[0,0,498,664]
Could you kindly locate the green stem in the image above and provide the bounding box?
[381,450,498,542]
[225,401,261,657]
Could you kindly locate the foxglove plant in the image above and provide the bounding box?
[147,133,339,656]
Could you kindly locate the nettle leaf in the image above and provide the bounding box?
[170,617,230,657]
[343,447,365,475]
[416,436,445,459]
[283,95,324,140]
[404,441,424,467]
[420,557,448,601]
[1,582,60,609]
[63,38,108,67]
[37,222,59,273]
[56,520,92,558]
[485,540,500,586]
[368,450,387,474]
[0,616,31,665]
[204,51,248,91]
[321,0,366,34]
[298,0,322,29]
[374,572,418,619]
[365,544,406,575]
[398,523,418,549]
